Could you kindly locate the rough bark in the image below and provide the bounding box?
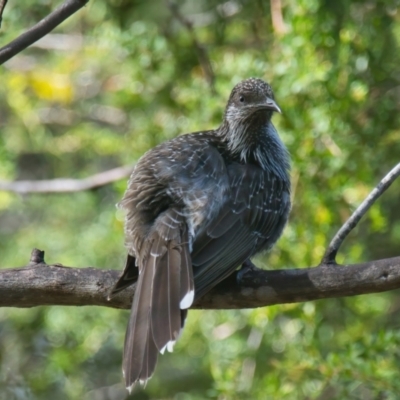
[1,249,399,310]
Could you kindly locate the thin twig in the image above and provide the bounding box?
[165,0,215,92]
[0,0,8,28]
[0,164,134,194]
[0,0,88,65]
[321,163,400,265]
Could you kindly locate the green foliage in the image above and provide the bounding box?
[1,0,400,398]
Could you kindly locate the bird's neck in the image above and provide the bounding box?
[218,118,290,183]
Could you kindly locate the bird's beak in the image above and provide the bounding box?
[265,98,281,114]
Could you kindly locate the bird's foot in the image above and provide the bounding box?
[236,259,262,284]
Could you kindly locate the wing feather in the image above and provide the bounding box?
[179,229,194,309]
[151,241,181,353]
[192,163,290,299]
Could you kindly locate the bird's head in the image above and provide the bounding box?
[224,78,281,125]
[220,78,283,162]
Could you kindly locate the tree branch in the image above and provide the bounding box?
[0,0,88,65]
[0,164,133,194]
[322,163,400,265]
[1,249,400,310]
[270,0,287,35]
[166,0,215,91]
[0,0,8,28]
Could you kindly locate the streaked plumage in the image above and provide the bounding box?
[110,78,291,393]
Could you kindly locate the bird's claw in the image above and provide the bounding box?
[236,259,262,284]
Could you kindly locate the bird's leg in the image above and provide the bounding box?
[236,259,262,284]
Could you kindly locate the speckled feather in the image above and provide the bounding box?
[110,78,291,393]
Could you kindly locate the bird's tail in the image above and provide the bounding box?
[123,209,194,393]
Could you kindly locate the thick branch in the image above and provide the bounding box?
[0,165,133,194]
[1,249,400,310]
[0,0,88,65]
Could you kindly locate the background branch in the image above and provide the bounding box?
[270,0,287,34]
[0,0,88,65]
[0,0,8,28]
[166,0,215,91]
[0,164,133,194]
[322,163,400,265]
[1,249,400,310]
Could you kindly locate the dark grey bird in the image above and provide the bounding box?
[110,78,291,393]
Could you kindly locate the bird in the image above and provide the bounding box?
[109,77,291,393]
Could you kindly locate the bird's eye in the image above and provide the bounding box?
[239,96,245,103]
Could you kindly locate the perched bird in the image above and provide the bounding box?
[110,78,291,393]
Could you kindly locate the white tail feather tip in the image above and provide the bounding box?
[160,344,167,355]
[167,340,175,352]
[139,379,149,388]
[126,384,135,394]
[180,290,194,309]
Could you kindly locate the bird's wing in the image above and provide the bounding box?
[192,163,291,299]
